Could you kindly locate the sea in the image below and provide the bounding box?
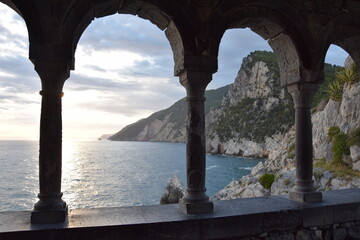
[0,140,263,212]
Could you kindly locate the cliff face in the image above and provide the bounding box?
[109,51,291,147]
[312,82,360,161]
[109,85,230,142]
[206,51,294,158]
[109,98,187,142]
[213,57,360,201]
[110,51,340,161]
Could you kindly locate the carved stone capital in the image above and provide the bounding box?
[287,83,319,109]
[35,61,71,92]
[179,70,212,98]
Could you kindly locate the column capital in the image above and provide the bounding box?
[35,61,71,92]
[175,55,218,77]
[179,70,212,98]
[287,83,319,109]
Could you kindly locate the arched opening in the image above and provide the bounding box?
[61,13,187,208]
[312,44,360,189]
[0,3,39,211]
[207,26,296,200]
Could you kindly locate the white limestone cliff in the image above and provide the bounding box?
[213,57,360,200]
[206,52,293,158]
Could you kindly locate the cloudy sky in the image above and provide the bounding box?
[0,4,348,141]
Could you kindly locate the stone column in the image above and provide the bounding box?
[31,61,70,224]
[179,70,214,214]
[288,83,322,203]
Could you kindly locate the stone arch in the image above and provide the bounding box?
[210,2,323,86]
[59,0,198,77]
[0,0,21,16]
[325,12,360,68]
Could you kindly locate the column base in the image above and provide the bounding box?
[31,205,68,224]
[289,191,322,203]
[31,193,68,224]
[179,198,214,214]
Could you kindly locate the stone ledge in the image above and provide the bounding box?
[0,189,359,239]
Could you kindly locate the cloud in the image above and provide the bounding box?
[66,73,138,91]
[0,4,351,140]
[79,15,171,57]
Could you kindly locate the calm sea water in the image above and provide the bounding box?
[0,140,263,212]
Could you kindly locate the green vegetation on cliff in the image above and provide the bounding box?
[208,51,343,143]
[110,50,341,146]
[312,64,343,107]
[209,51,294,143]
[213,96,294,143]
[245,51,280,80]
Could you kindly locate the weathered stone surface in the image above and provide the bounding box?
[350,145,360,162]
[333,228,347,240]
[296,229,320,240]
[353,161,360,172]
[318,170,333,190]
[32,61,70,224]
[206,52,293,158]
[160,176,185,204]
[271,168,295,195]
[251,161,266,178]
[267,232,294,240]
[344,56,355,70]
[348,226,360,239]
[312,100,340,161]
[211,175,267,200]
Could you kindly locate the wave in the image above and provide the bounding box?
[206,165,218,170]
[238,167,253,170]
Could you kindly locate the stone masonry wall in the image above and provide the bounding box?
[238,221,360,240]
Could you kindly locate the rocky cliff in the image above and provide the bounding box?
[109,85,229,142]
[110,51,341,161]
[110,51,294,150]
[213,57,360,201]
[206,51,294,158]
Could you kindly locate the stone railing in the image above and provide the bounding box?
[1,188,359,239]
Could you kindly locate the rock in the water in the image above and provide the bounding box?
[160,176,185,204]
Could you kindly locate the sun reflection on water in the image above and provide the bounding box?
[62,141,81,208]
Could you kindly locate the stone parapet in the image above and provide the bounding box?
[1,189,359,239]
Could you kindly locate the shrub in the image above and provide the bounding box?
[326,63,360,102]
[328,127,351,166]
[259,173,275,190]
[348,127,360,146]
[336,64,359,84]
[332,133,350,166]
[328,126,341,138]
[286,142,296,159]
[283,178,291,186]
[326,79,344,102]
[312,64,343,108]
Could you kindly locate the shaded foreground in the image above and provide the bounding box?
[1,189,360,239]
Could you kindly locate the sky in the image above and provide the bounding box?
[0,4,349,141]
